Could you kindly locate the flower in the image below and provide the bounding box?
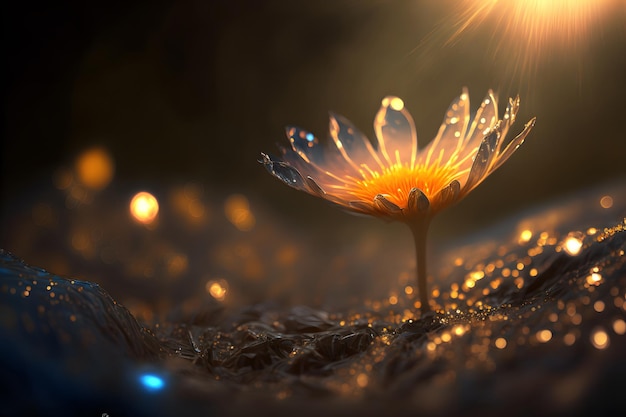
[261,88,535,313]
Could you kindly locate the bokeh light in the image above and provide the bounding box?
[590,328,610,350]
[139,373,165,391]
[562,233,584,256]
[206,279,229,301]
[130,192,159,224]
[600,195,614,209]
[224,194,255,231]
[75,147,114,190]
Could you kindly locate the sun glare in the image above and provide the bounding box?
[440,0,619,83]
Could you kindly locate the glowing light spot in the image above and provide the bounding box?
[613,319,626,335]
[563,234,584,256]
[356,373,369,388]
[600,195,613,209]
[404,285,414,295]
[586,273,603,286]
[519,229,533,243]
[206,279,228,301]
[537,329,552,343]
[593,300,605,313]
[388,295,398,305]
[470,271,485,280]
[591,328,609,350]
[495,337,507,349]
[139,374,164,391]
[563,332,576,346]
[389,97,405,111]
[305,132,315,142]
[75,147,114,190]
[453,325,466,337]
[130,192,159,224]
[224,194,256,231]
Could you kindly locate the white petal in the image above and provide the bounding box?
[373,96,418,168]
[492,118,536,171]
[461,90,498,164]
[329,113,384,174]
[419,88,470,166]
[286,126,327,166]
[462,127,500,193]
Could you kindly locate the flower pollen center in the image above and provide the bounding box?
[351,163,460,208]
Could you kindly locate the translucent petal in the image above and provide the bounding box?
[373,96,418,168]
[286,126,327,166]
[462,90,498,159]
[374,194,402,214]
[492,118,536,171]
[259,153,308,191]
[329,113,383,173]
[495,96,521,155]
[463,127,500,193]
[408,187,430,213]
[420,89,471,166]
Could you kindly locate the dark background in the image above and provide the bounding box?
[3,0,626,241]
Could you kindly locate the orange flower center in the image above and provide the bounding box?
[348,163,461,209]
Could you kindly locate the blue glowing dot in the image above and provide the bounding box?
[305,132,315,142]
[139,374,165,391]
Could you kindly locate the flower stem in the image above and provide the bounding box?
[409,220,431,314]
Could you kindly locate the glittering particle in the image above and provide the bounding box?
[130,192,159,224]
[139,374,165,391]
[536,329,552,343]
[590,328,609,350]
[224,194,256,231]
[75,147,114,190]
[599,195,613,209]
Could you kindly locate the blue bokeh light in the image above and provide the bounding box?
[139,373,165,391]
[305,132,315,142]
